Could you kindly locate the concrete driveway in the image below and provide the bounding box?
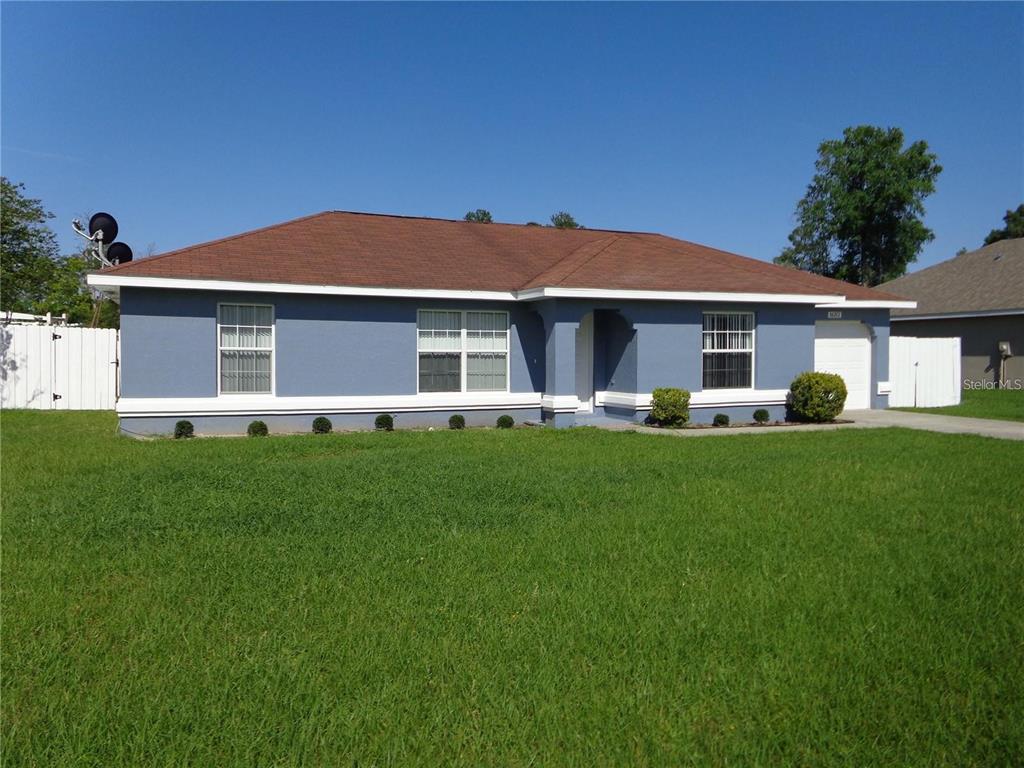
[842,409,1024,441]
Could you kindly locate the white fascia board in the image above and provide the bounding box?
[87,274,517,302]
[816,299,918,309]
[890,308,1024,321]
[117,392,543,417]
[87,273,844,305]
[597,389,789,410]
[518,286,841,304]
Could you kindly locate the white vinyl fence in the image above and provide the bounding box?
[889,336,961,408]
[1,324,119,410]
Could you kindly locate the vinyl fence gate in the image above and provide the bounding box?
[1,324,119,410]
[888,336,961,408]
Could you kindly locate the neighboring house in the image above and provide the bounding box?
[881,238,1023,388]
[87,211,912,434]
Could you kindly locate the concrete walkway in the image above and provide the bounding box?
[582,410,1024,441]
[841,409,1024,441]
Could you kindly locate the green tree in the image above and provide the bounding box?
[1,177,59,312]
[775,126,942,286]
[464,209,493,223]
[43,249,119,328]
[550,211,581,229]
[983,204,1024,245]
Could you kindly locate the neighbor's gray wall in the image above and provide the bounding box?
[119,288,546,398]
[891,314,1023,387]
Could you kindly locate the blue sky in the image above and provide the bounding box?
[2,2,1021,271]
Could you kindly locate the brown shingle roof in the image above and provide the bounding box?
[881,238,1024,316]
[99,210,905,301]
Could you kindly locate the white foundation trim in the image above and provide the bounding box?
[540,394,581,413]
[596,389,789,410]
[117,392,543,417]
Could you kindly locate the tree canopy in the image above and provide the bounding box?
[0,177,118,327]
[550,211,581,229]
[464,209,493,223]
[774,126,942,286]
[983,204,1024,245]
[1,177,60,312]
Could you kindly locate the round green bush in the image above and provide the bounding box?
[753,408,770,425]
[173,420,194,439]
[312,416,332,434]
[650,387,690,427]
[448,414,466,430]
[788,371,848,423]
[496,415,514,429]
[374,413,394,431]
[712,413,730,427]
[247,420,268,437]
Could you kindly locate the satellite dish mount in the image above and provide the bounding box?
[72,211,133,267]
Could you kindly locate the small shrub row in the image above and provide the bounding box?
[175,412,518,438]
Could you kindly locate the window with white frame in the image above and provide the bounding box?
[417,310,508,392]
[219,304,273,394]
[702,312,754,389]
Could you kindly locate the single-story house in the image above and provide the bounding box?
[87,211,914,434]
[881,238,1022,388]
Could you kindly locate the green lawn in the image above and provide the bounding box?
[893,387,1024,422]
[3,412,1023,766]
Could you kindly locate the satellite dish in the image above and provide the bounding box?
[106,242,133,264]
[88,212,119,244]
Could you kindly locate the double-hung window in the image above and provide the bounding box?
[417,310,509,392]
[219,304,273,394]
[702,312,754,389]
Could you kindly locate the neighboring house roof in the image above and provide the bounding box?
[882,238,1024,319]
[91,211,908,304]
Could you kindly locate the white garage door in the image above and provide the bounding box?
[814,321,872,410]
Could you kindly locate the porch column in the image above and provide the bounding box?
[536,300,586,427]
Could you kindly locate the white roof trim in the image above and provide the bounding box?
[87,274,517,301]
[87,273,845,305]
[518,286,840,303]
[891,308,1024,321]
[815,299,918,309]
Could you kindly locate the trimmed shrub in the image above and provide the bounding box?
[753,408,770,425]
[247,420,268,437]
[448,414,466,430]
[712,413,730,427]
[374,413,394,431]
[312,416,332,434]
[788,371,848,423]
[650,387,690,427]
[173,420,194,439]
[496,415,514,429]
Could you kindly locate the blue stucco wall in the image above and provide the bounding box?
[119,289,890,431]
[120,288,546,398]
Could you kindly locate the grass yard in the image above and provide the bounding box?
[893,387,1024,422]
[3,412,1023,766]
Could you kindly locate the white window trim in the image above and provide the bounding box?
[701,311,755,391]
[416,309,511,395]
[217,302,276,396]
